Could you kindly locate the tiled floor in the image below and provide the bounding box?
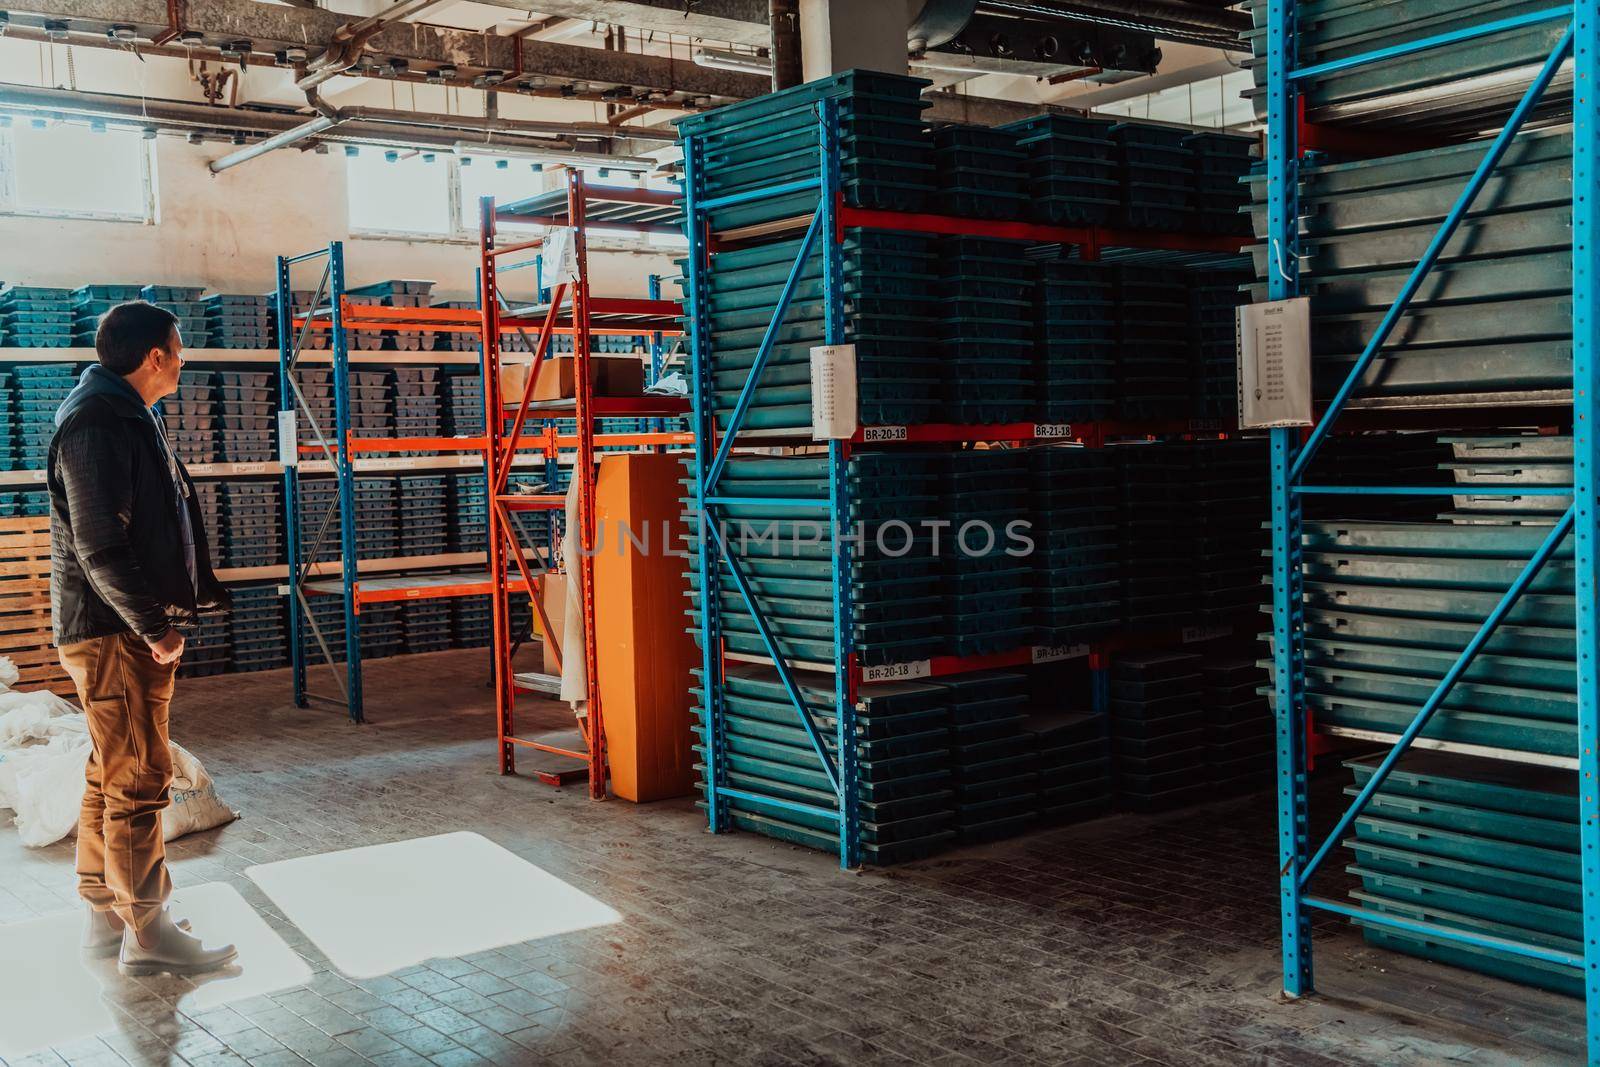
[0,649,1583,1066]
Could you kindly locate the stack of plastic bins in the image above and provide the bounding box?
[70,285,143,346]
[348,280,436,352]
[0,372,13,471]
[998,114,1118,225]
[1109,650,1208,811]
[1283,518,1575,757]
[293,367,337,449]
[177,610,231,678]
[295,478,344,563]
[221,481,281,567]
[1310,434,1456,521]
[1245,127,1572,405]
[1184,132,1254,234]
[353,476,398,560]
[942,449,1034,655]
[342,294,385,352]
[939,237,1036,424]
[932,123,1027,220]
[696,229,939,433]
[216,370,276,463]
[18,491,48,517]
[2,288,76,348]
[300,594,348,665]
[347,370,393,447]
[1116,445,1194,627]
[433,300,480,353]
[366,603,406,660]
[1029,446,1121,643]
[1189,439,1270,622]
[1026,709,1113,824]
[1243,0,1571,135]
[204,293,275,350]
[191,481,223,554]
[682,453,946,668]
[230,585,288,672]
[398,475,450,557]
[391,367,442,454]
[674,70,934,234]
[940,671,1037,844]
[1343,752,1580,996]
[444,371,485,434]
[1110,123,1193,231]
[1115,266,1191,420]
[270,289,329,350]
[449,470,488,552]
[141,286,208,348]
[403,600,453,652]
[1035,260,1116,423]
[1437,434,1571,525]
[1203,657,1273,795]
[1189,265,1253,418]
[12,365,77,472]
[168,369,218,465]
[691,664,956,865]
[452,596,492,647]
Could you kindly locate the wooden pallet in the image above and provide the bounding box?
[0,515,73,698]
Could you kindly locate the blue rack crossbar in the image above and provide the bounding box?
[698,177,823,213]
[1289,6,1574,81]
[1294,485,1574,496]
[1303,896,1583,968]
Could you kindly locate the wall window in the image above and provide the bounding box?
[457,154,548,232]
[0,118,156,222]
[1092,69,1254,129]
[345,148,454,237]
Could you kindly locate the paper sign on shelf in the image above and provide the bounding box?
[544,227,579,281]
[277,411,298,467]
[1237,297,1312,428]
[810,343,858,441]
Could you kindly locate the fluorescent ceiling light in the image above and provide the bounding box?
[693,47,773,75]
[451,140,658,172]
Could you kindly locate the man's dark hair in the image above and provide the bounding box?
[96,301,179,375]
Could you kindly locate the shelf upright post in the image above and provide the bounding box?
[1264,0,1313,997]
[818,98,859,871]
[276,254,308,709]
[1573,3,1600,1057]
[648,273,666,436]
[683,130,727,834]
[328,241,364,723]
[569,168,608,800]
[480,197,517,776]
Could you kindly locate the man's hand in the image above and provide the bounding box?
[146,628,185,665]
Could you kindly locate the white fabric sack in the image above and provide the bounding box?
[0,657,237,847]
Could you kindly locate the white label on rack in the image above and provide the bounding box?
[1181,625,1232,644]
[232,462,271,475]
[1033,423,1074,439]
[362,457,413,470]
[1031,643,1088,663]
[810,344,858,441]
[457,454,482,467]
[861,425,907,442]
[862,659,930,683]
[1238,297,1313,428]
[29,469,46,483]
[277,410,298,467]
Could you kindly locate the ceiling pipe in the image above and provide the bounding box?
[295,0,447,92]
[209,112,341,172]
[979,0,1248,49]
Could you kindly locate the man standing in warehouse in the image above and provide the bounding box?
[49,302,237,976]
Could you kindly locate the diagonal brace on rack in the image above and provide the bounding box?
[704,515,841,794]
[1288,23,1575,482]
[705,207,826,492]
[494,282,569,496]
[1290,503,1576,888]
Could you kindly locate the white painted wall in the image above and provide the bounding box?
[0,133,679,303]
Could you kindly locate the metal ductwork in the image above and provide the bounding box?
[979,0,1249,51]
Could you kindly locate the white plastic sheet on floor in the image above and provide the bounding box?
[0,656,237,847]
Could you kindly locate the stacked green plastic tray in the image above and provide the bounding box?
[1436,434,1571,524]
[1116,266,1192,420]
[692,664,957,866]
[1036,261,1117,422]
[1246,125,1572,407]
[1111,651,1210,811]
[1029,446,1121,642]
[1116,444,1198,626]
[1026,710,1114,822]
[1189,266,1252,419]
[932,123,1028,220]
[943,671,1039,843]
[675,69,934,233]
[1267,517,1576,756]
[998,113,1120,226]
[1204,658,1273,792]
[683,453,945,667]
[939,237,1037,424]
[943,450,1036,655]
[1184,132,1254,235]
[1343,751,1580,996]
[692,229,940,432]
[1243,0,1572,134]
[1190,439,1271,621]
[1112,123,1194,231]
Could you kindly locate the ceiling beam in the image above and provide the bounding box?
[1,0,768,97]
[461,0,769,46]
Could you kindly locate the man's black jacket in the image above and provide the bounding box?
[48,367,230,646]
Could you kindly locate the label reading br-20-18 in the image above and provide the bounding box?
[861,659,930,682]
[861,426,908,443]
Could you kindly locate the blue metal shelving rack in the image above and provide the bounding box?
[682,100,1250,870]
[1262,3,1600,1058]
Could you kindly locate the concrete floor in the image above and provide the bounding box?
[0,648,1583,1066]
